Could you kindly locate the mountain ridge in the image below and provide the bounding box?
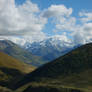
[14,43,92,92]
[24,36,74,62]
[0,40,44,66]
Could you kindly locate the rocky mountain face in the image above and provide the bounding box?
[24,36,75,62]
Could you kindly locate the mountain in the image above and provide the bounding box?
[0,40,44,66]
[15,43,92,92]
[24,36,74,62]
[0,51,35,89]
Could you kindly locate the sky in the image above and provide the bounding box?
[0,0,92,46]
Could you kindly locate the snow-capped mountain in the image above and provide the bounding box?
[23,36,75,62]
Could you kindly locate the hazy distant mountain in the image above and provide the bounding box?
[0,40,44,66]
[15,43,92,92]
[24,36,74,62]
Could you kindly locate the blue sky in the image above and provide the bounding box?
[31,0,92,14]
[16,0,92,15]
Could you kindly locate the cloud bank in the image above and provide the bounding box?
[41,5,92,45]
[0,0,47,41]
[0,0,92,46]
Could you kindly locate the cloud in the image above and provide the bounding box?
[0,34,47,46]
[0,2,73,44]
[0,0,47,40]
[79,11,92,23]
[41,5,92,45]
[42,5,72,18]
[72,22,92,45]
[55,17,76,31]
[41,5,75,32]
[0,1,92,46]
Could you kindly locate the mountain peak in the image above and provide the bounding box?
[23,36,74,62]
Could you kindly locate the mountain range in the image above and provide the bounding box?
[0,40,44,66]
[14,43,92,92]
[0,39,92,92]
[24,36,75,62]
[0,38,77,67]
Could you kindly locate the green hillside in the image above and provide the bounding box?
[0,40,44,66]
[0,51,35,89]
[15,43,92,92]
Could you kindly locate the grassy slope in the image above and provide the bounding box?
[0,51,36,90]
[15,43,92,92]
[0,52,35,73]
[0,40,44,66]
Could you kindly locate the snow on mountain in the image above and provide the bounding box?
[23,35,75,62]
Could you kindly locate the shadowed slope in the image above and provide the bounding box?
[0,51,35,88]
[15,43,92,92]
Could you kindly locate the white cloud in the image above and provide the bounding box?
[79,11,92,23]
[0,2,74,44]
[0,33,47,46]
[0,1,92,47]
[72,22,92,45]
[0,0,47,42]
[55,17,76,31]
[42,5,72,18]
[41,5,92,46]
[41,5,76,33]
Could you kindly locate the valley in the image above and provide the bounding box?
[0,0,91,91]
[0,40,92,92]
